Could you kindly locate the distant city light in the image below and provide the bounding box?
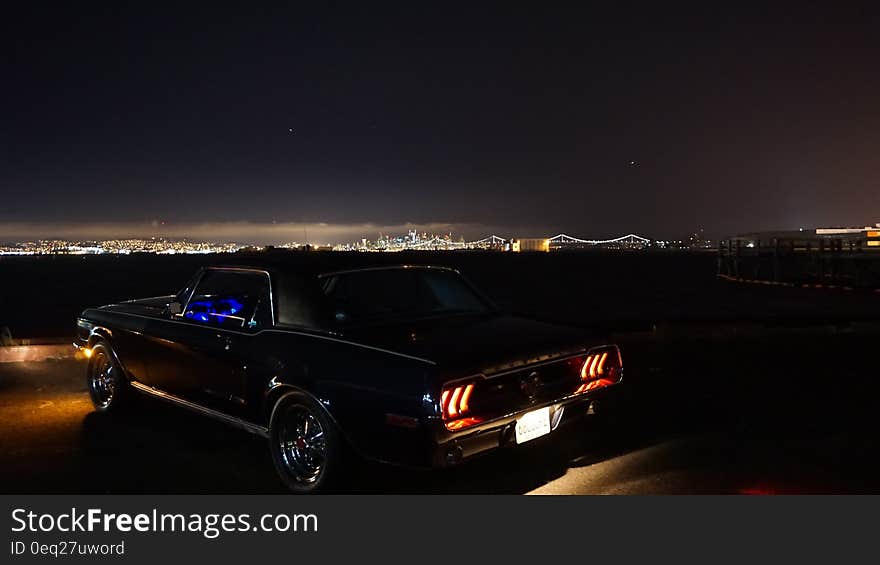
[0,230,717,255]
[0,238,243,256]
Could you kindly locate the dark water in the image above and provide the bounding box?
[2,250,880,339]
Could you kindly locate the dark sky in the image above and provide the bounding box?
[3,3,880,242]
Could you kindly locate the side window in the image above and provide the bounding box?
[183,270,272,330]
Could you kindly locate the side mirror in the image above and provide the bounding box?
[168,301,182,315]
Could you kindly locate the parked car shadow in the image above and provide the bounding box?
[76,395,658,494]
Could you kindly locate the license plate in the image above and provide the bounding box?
[515,406,551,444]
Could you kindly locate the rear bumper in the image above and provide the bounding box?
[429,386,618,467]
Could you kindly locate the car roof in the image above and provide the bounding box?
[205,250,462,280]
[196,251,482,329]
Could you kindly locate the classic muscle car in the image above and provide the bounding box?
[76,261,623,492]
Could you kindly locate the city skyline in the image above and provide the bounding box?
[2,217,878,247]
[0,229,693,255]
[12,221,880,254]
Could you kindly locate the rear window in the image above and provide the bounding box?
[320,268,490,324]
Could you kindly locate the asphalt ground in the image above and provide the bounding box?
[2,325,878,494]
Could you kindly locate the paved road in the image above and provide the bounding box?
[2,337,878,494]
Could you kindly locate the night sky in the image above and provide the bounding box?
[3,3,880,243]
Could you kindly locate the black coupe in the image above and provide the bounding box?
[75,261,623,492]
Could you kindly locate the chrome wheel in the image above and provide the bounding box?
[277,405,327,484]
[88,351,116,409]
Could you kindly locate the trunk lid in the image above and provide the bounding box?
[340,313,592,377]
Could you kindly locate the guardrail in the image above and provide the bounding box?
[718,233,880,289]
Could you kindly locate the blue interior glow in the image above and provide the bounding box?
[184,297,246,323]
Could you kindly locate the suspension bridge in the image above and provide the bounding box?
[546,233,651,246]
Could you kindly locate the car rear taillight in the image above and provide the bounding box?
[441,382,484,431]
[574,346,622,394]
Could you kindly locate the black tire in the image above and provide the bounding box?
[268,392,342,494]
[86,342,129,413]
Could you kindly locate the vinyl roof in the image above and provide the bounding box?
[210,249,464,278]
